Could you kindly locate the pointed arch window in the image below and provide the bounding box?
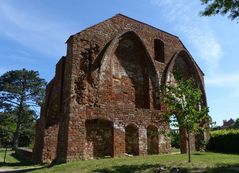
[154,39,165,63]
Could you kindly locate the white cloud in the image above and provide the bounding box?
[206,73,239,99]
[150,0,222,72]
[230,90,239,98]
[206,73,239,88]
[0,1,76,57]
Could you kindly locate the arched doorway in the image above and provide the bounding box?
[85,119,113,158]
[125,123,139,155]
[147,125,159,154]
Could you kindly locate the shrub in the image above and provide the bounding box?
[169,131,180,148]
[206,129,239,154]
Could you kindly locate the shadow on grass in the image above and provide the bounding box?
[0,152,47,173]
[93,164,192,173]
[205,164,239,173]
[192,152,205,156]
[0,153,35,167]
[92,163,239,173]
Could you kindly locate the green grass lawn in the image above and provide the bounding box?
[1,150,239,173]
[0,148,42,171]
[30,152,239,173]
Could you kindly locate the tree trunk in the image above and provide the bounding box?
[13,102,23,149]
[13,120,21,149]
[3,147,7,163]
[187,130,191,163]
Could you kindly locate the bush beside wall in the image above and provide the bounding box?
[206,129,239,154]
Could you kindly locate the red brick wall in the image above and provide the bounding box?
[33,14,206,163]
[147,125,159,154]
[85,119,113,158]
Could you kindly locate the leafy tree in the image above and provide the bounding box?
[232,118,239,129]
[200,0,239,21]
[0,112,15,147]
[161,73,209,162]
[18,107,37,147]
[0,108,36,147]
[0,69,46,149]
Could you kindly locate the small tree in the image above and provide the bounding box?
[161,73,209,162]
[200,0,239,22]
[0,69,46,149]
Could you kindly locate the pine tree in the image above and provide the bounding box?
[0,69,46,148]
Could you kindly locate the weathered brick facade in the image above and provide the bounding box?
[33,14,207,163]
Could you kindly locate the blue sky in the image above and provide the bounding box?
[0,0,238,125]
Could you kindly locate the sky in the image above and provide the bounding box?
[0,0,238,125]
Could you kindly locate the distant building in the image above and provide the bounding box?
[221,119,235,129]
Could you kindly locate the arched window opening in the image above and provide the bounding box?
[114,33,150,109]
[147,125,159,154]
[125,124,139,155]
[85,119,113,158]
[154,39,165,63]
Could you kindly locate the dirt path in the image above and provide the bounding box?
[0,166,45,173]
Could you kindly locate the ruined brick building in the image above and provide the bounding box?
[33,14,207,163]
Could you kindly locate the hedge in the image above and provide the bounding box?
[206,129,239,154]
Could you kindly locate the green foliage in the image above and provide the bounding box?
[162,74,209,132]
[0,107,37,147]
[18,107,36,147]
[0,69,46,109]
[210,129,239,137]
[232,118,239,129]
[0,69,46,148]
[200,0,239,21]
[19,125,36,147]
[207,129,239,153]
[161,72,209,162]
[162,74,208,133]
[195,137,207,151]
[169,130,180,148]
[0,112,15,147]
